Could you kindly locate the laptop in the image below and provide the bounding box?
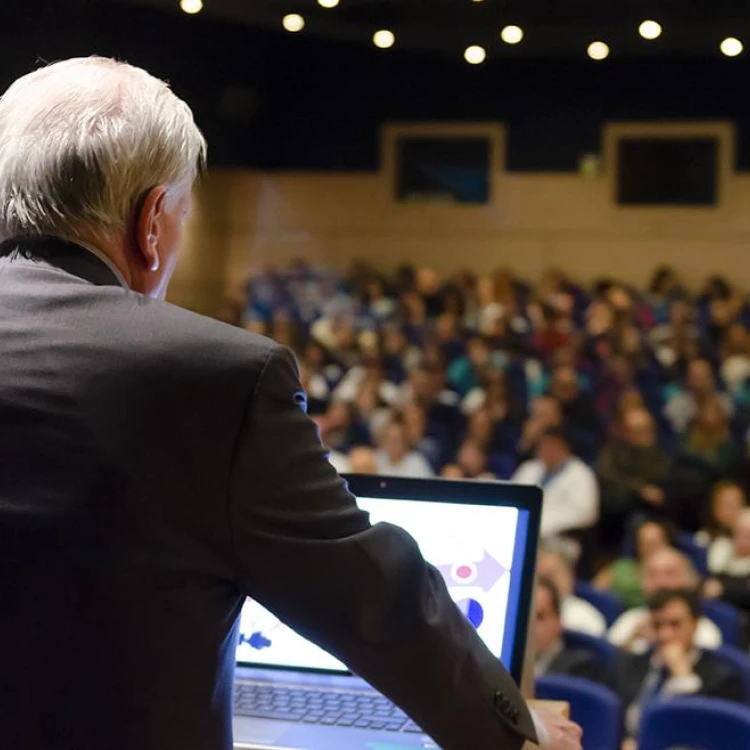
[232,474,542,750]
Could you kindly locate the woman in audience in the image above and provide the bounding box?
[594,518,676,609]
[696,480,748,574]
[679,395,740,484]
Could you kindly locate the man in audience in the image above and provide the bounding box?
[536,544,606,636]
[347,446,379,474]
[597,407,671,546]
[548,365,600,439]
[616,589,744,747]
[534,578,606,683]
[518,395,564,461]
[608,548,722,652]
[664,357,734,434]
[513,427,599,541]
[375,421,435,478]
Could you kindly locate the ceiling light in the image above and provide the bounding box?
[500,25,524,45]
[318,0,340,7]
[373,30,396,49]
[587,41,610,61]
[179,0,203,14]
[639,20,662,40]
[282,13,305,33]
[721,37,744,57]
[464,45,487,65]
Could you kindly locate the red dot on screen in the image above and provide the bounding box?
[456,565,472,579]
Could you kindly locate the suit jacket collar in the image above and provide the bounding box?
[0,235,129,289]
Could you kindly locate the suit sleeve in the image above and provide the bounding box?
[228,345,538,750]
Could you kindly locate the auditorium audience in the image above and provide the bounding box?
[616,589,744,745]
[608,548,722,652]
[536,544,606,636]
[533,578,606,683]
[236,260,750,701]
[513,427,599,540]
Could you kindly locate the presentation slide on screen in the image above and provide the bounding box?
[236,497,520,672]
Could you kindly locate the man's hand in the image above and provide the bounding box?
[659,642,692,678]
[640,484,665,506]
[534,708,583,749]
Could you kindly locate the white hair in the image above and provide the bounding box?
[0,56,206,241]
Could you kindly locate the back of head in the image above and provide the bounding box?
[0,57,206,243]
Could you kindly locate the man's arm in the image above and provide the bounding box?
[228,346,538,750]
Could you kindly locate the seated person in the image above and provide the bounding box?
[517,395,563,462]
[608,548,722,653]
[455,437,496,480]
[536,543,606,636]
[695,480,748,574]
[513,427,599,541]
[595,518,675,609]
[347,446,379,474]
[375,421,434,479]
[704,508,750,613]
[664,357,734,435]
[533,577,606,683]
[678,395,740,486]
[596,408,671,547]
[615,589,744,744]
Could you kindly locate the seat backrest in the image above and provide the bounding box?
[573,580,625,628]
[562,630,619,675]
[638,697,750,750]
[536,674,622,750]
[701,598,743,647]
[714,645,750,702]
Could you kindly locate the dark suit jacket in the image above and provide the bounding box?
[545,647,607,684]
[614,649,745,710]
[0,237,536,750]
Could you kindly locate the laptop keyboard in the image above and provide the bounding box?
[233,682,425,734]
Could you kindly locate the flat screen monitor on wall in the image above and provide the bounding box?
[395,136,491,204]
[616,137,719,206]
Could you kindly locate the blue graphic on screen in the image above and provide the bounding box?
[236,497,525,673]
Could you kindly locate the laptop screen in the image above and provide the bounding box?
[236,476,539,682]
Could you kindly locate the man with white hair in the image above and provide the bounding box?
[0,59,580,750]
[608,548,722,653]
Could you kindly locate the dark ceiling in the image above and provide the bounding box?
[111,0,750,58]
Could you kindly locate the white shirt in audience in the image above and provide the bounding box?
[562,596,607,637]
[512,458,599,538]
[328,450,351,474]
[608,607,722,653]
[376,451,434,479]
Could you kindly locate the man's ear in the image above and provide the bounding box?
[134,186,168,272]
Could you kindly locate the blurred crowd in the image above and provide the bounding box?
[220,259,750,743]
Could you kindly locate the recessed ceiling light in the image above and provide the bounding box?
[500,25,524,45]
[179,0,203,14]
[373,30,396,49]
[587,41,610,61]
[318,0,340,8]
[282,13,305,33]
[639,20,662,40]
[464,45,487,65]
[721,37,744,57]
